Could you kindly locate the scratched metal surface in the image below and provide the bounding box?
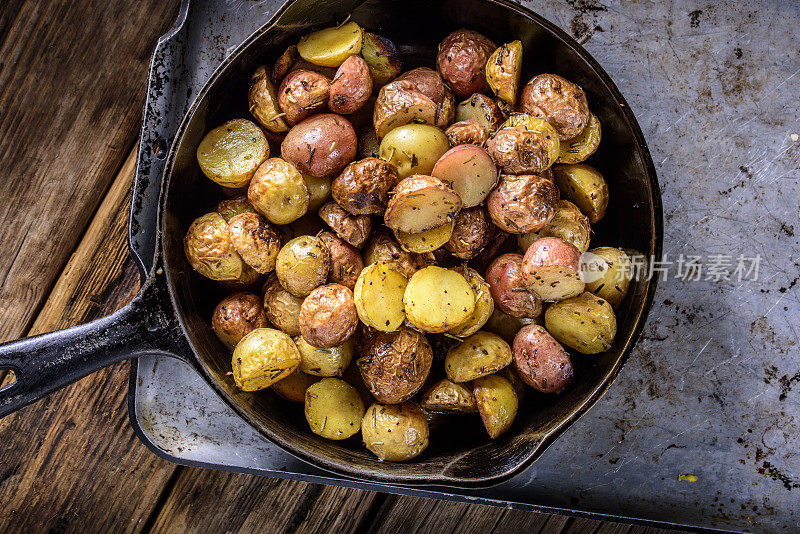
[130,1,800,532]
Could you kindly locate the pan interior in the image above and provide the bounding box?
[162,0,659,485]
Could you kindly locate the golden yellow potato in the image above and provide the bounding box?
[184,212,244,281]
[583,247,632,309]
[303,174,333,212]
[361,403,429,461]
[197,119,269,188]
[445,331,512,382]
[294,336,353,377]
[518,200,591,253]
[472,374,518,438]
[227,213,281,274]
[403,266,475,333]
[215,195,256,222]
[247,158,310,225]
[231,328,301,391]
[483,308,536,344]
[379,125,450,180]
[275,236,331,297]
[363,230,434,279]
[485,40,522,104]
[272,369,320,403]
[394,220,454,253]
[503,114,561,170]
[448,267,494,337]
[360,32,403,85]
[557,113,601,164]
[297,22,364,67]
[544,292,617,354]
[552,163,609,223]
[248,65,289,133]
[353,261,408,332]
[304,378,365,440]
[419,379,477,413]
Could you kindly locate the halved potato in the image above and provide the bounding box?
[485,40,522,104]
[503,114,561,170]
[431,144,498,207]
[353,261,408,332]
[445,331,512,382]
[360,32,403,85]
[379,124,450,179]
[583,247,632,309]
[472,374,518,438]
[394,220,454,253]
[384,175,462,234]
[544,292,617,354]
[557,113,601,164]
[304,378,365,440]
[518,200,591,253]
[231,328,301,391]
[448,267,494,337]
[419,379,477,413]
[522,236,585,301]
[297,21,364,68]
[197,119,269,188]
[249,65,289,133]
[552,163,609,223]
[403,266,475,333]
[455,93,504,134]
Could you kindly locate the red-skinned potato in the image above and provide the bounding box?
[521,236,584,301]
[520,73,590,140]
[318,200,372,248]
[299,283,358,348]
[384,175,462,234]
[431,144,498,207]
[445,119,488,147]
[277,69,330,125]
[329,55,373,114]
[444,206,490,260]
[332,157,399,215]
[318,231,363,290]
[281,114,357,178]
[487,174,559,234]
[513,324,574,393]
[485,253,542,319]
[436,30,496,98]
[211,292,269,348]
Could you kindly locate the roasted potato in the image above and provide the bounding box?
[272,369,320,403]
[394,220,454,254]
[275,235,331,297]
[445,331,512,382]
[216,195,256,222]
[431,144,498,207]
[485,40,522,104]
[512,324,573,393]
[197,119,269,188]
[520,73,590,140]
[358,326,433,404]
[211,292,269,348]
[271,44,299,85]
[305,378,365,440]
[332,157,399,215]
[444,206,490,259]
[277,69,330,125]
[373,70,454,138]
[448,266,494,337]
[318,200,372,248]
[249,65,290,133]
[297,22,364,68]
[303,173,333,212]
[360,32,403,86]
[404,266,475,333]
[484,308,536,344]
[455,93,504,134]
[436,30,496,98]
[486,119,559,175]
[358,128,381,159]
[318,231,363,290]
[281,114,357,178]
[583,247,632,309]
[472,374,518,438]
[518,200,591,253]
[329,55,372,114]
[295,335,353,377]
[227,213,281,274]
[544,292,617,354]
[363,229,434,278]
[248,158,310,225]
[184,212,244,281]
[485,253,542,319]
[397,67,455,115]
[419,379,477,413]
[361,403,429,461]
[487,174,559,234]
[445,120,488,147]
[353,261,408,332]
[522,236,585,302]
[231,328,301,391]
[262,274,304,336]
[379,124,450,180]
[299,283,358,348]
[503,114,561,170]
[384,175,462,234]
[557,113,601,164]
[552,163,609,223]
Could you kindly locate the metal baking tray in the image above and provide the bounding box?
[128,1,800,532]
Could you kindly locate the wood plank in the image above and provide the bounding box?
[0,0,180,343]
[0,146,178,533]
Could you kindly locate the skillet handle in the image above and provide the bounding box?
[0,273,188,418]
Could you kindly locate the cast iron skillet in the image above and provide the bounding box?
[0,0,662,487]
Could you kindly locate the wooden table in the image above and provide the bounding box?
[0,2,680,532]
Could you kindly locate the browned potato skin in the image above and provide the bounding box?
[249,65,289,133]
[329,55,373,115]
[211,292,269,348]
[513,324,574,393]
[485,253,543,319]
[383,175,463,234]
[520,74,590,140]
[318,200,372,248]
[277,69,330,125]
[436,30,496,98]
[318,231,363,290]
[262,274,304,336]
[373,69,455,138]
[357,326,433,404]
[272,45,338,84]
[360,32,403,86]
[486,126,551,175]
[455,93,504,132]
[299,284,358,348]
[363,229,434,278]
[445,120,488,147]
[419,379,477,412]
[281,114,357,178]
[445,206,490,259]
[216,195,256,222]
[397,68,453,108]
[227,213,281,274]
[332,157,399,215]
[487,174,559,234]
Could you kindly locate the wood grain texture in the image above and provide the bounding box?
[0,0,180,343]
